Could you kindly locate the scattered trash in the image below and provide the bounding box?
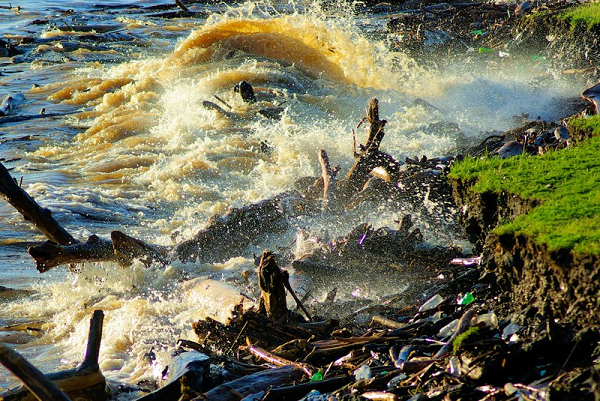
[448,356,461,376]
[419,293,444,312]
[478,47,494,53]
[457,292,475,305]
[438,318,459,337]
[310,370,324,381]
[354,364,372,380]
[472,312,499,328]
[502,322,521,340]
[450,256,481,266]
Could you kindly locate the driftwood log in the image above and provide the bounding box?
[0,161,77,246]
[0,310,108,401]
[0,345,71,401]
[137,351,209,401]
[198,365,304,401]
[342,98,401,200]
[0,98,438,272]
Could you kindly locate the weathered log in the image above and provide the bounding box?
[0,344,71,401]
[197,365,304,401]
[0,310,108,401]
[262,376,352,401]
[137,351,209,401]
[175,193,300,264]
[0,161,77,246]
[257,250,289,322]
[27,235,114,273]
[0,113,74,126]
[27,231,169,272]
[342,99,401,200]
[111,231,169,267]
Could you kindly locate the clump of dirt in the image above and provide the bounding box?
[450,173,540,249]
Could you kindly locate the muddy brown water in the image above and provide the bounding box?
[0,0,589,394]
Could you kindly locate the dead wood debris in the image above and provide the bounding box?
[0,310,108,401]
[181,255,599,401]
[0,98,458,272]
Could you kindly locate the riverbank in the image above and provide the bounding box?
[1,0,599,399]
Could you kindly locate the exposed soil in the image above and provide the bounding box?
[2,1,600,400]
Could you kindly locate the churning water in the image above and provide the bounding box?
[0,0,586,394]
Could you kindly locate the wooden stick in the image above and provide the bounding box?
[174,0,189,12]
[0,344,72,401]
[371,315,404,329]
[262,376,351,400]
[247,345,314,377]
[282,272,313,322]
[0,161,78,246]
[434,309,477,359]
[318,149,336,211]
[81,310,104,369]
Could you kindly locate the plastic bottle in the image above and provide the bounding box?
[447,356,461,376]
[502,322,521,340]
[438,318,459,337]
[471,312,498,328]
[419,294,443,312]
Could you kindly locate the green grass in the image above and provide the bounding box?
[449,115,600,256]
[452,327,479,355]
[559,2,600,30]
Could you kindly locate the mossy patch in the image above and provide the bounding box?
[449,116,600,256]
[452,326,479,355]
[559,2,600,30]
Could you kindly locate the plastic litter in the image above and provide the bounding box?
[472,312,499,329]
[419,294,443,312]
[502,322,521,340]
[310,370,324,381]
[448,356,461,376]
[457,292,475,305]
[478,47,494,53]
[450,256,481,266]
[355,364,372,380]
[300,390,336,401]
[438,318,459,337]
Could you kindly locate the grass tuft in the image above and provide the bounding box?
[452,326,479,355]
[559,2,600,30]
[449,116,600,256]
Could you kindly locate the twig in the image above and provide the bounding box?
[227,321,249,355]
[282,273,313,322]
[213,95,232,110]
[318,149,335,211]
[247,345,314,377]
[174,0,189,12]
